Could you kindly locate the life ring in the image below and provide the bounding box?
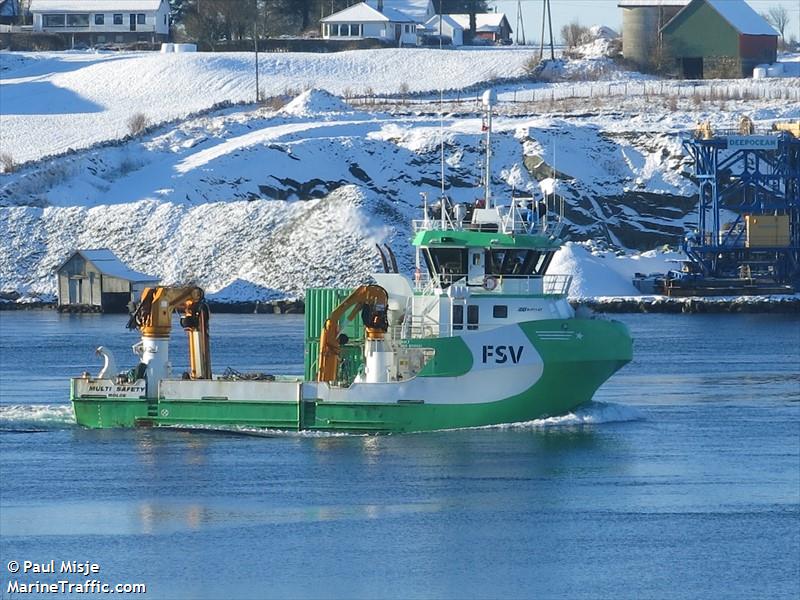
[483,276,498,291]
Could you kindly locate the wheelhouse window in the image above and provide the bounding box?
[94,14,104,25]
[43,14,66,27]
[137,13,146,25]
[113,13,123,25]
[487,249,555,278]
[467,305,479,331]
[452,304,464,331]
[424,247,467,288]
[67,13,89,26]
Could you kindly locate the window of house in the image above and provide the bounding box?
[67,14,89,26]
[452,304,464,331]
[163,14,167,25]
[113,13,123,25]
[467,305,479,330]
[493,305,508,319]
[43,14,66,27]
[137,13,145,25]
[115,34,124,42]
[96,34,106,42]
[94,14,104,25]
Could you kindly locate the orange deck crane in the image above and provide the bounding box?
[316,285,389,383]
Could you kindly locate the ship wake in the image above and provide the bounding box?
[0,404,76,432]
[461,401,643,431]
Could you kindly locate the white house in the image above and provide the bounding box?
[30,0,169,46]
[321,0,434,46]
[423,14,464,46]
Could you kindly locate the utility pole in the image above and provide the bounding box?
[539,0,554,61]
[253,0,259,103]
[515,0,525,45]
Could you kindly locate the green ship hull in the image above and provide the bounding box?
[71,318,632,433]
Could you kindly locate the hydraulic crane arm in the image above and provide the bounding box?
[317,285,389,383]
[128,286,212,380]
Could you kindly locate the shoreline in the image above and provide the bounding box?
[3,297,798,314]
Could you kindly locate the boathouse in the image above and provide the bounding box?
[660,0,778,78]
[56,249,159,313]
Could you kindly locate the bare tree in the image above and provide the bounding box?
[764,5,790,45]
[560,20,589,48]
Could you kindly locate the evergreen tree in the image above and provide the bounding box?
[434,0,489,14]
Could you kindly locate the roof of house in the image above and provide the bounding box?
[321,2,417,24]
[703,0,778,36]
[0,0,19,18]
[424,14,463,31]
[662,0,778,36]
[60,249,159,282]
[368,0,432,21]
[29,0,164,12]
[449,13,510,33]
[618,0,689,7]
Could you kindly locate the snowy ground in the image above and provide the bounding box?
[1,48,798,302]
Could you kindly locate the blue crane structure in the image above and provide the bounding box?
[681,121,799,287]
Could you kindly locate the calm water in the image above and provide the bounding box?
[0,311,798,599]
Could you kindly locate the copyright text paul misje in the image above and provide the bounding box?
[9,560,100,575]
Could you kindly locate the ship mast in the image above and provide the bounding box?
[481,89,497,209]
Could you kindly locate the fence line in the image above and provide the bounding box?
[349,80,800,107]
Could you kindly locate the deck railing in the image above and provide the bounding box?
[413,273,572,296]
[543,274,572,296]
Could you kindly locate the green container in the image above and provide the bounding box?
[304,288,365,342]
[304,288,366,384]
[304,340,319,381]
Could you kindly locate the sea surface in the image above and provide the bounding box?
[0,311,798,599]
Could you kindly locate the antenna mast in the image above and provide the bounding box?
[481,90,497,209]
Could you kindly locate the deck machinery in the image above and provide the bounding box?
[673,119,800,295]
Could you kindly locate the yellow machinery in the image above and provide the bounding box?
[773,121,800,138]
[694,121,713,140]
[317,285,388,382]
[128,286,212,380]
[738,116,754,135]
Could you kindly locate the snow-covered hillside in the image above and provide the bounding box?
[0,48,534,163]
[1,49,799,302]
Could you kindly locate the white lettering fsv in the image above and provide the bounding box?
[482,345,524,364]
